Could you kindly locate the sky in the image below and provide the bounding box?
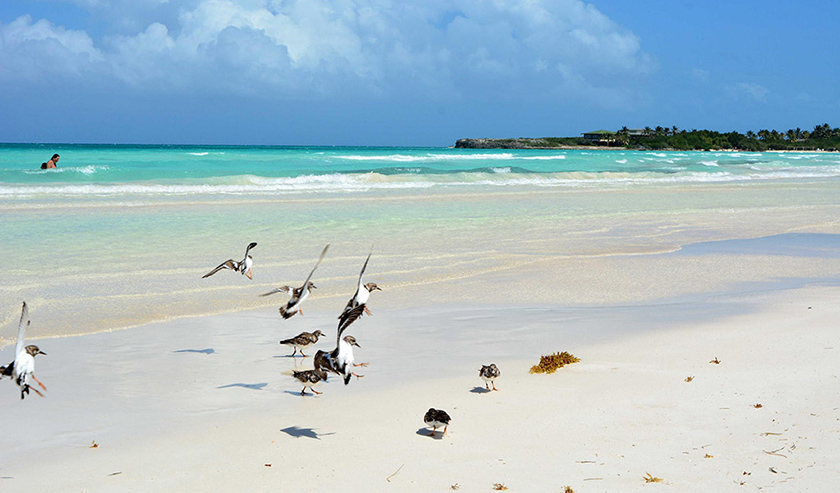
[0,0,838,146]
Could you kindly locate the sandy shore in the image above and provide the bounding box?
[1,278,838,491]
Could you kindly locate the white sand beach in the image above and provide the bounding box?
[0,268,838,491]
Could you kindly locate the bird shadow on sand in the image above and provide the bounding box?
[416,428,444,440]
[273,354,309,359]
[470,386,492,394]
[280,426,335,440]
[217,382,267,390]
[282,390,323,397]
[173,348,215,355]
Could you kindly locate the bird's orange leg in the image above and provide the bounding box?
[311,388,322,395]
[31,387,44,397]
[364,306,372,316]
[492,382,498,391]
[353,362,369,367]
[442,425,448,436]
[485,382,490,390]
[430,426,437,436]
[32,375,47,390]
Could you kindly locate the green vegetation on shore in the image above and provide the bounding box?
[456,123,840,151]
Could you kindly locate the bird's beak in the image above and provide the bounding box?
[40,351,47,356]
[376,286,382,291]
[353,342,361,348]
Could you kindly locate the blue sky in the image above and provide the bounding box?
[1,0,837,145]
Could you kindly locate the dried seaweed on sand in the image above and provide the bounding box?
[529,352,580,374]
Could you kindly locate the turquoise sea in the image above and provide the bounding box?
[2,144,840,196]
[2,144,839,339]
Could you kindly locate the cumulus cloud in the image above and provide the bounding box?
[0,0,654,102]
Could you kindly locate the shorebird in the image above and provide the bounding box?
[280,330,324,357]
[202,242,258,279]
[291,367,329,395]
[339,251,381,318]
[314,304,367,385]
[479,363,501,391]
[424,408,451,437]
[261,244,329,319]
[0,302,47,400]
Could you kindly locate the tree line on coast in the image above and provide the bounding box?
[613,123,840,151]
[455,123,840,151]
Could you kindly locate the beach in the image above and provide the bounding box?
[1,146,839,490]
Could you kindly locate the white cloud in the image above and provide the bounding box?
[0,0,655,103]
[736,82,769,102]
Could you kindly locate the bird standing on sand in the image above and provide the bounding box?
[339,251,381,318]
[291,367,329,396]
[314,304,367,385]
[0,302,47,400]
[479,363,501,391]
[202,242,258,279]
[280,330,324,357]
[424,408,451,437]
[261,244,329,319]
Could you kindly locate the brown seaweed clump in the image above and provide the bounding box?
[529,351,580,374]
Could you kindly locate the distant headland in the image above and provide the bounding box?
[456,124,840,151]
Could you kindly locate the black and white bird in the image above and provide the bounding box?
[0,302,47,400]
[423,408,451,437]
[314,304,367,385]
[261,244,329,319]
[291,367,329,396]
[279,330,324,357]
[479,363,501,391]
[339,251,381,318]
[202,242,258,279]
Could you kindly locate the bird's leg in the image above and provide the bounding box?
[353,362,369,367]
[311,388,322,395]
[247,269,253,279]
[485,382,490,390]
[32,374,46,390]
[31,387,44,397]
[364,306,372,316]
[301,387,308,396]
[352,372,365,379]
[430,426,437,436]
[292,347,298,357]
[442,425,448,436]
[301,350,308,357]
[492,382,498,391]
[299,309,304,316]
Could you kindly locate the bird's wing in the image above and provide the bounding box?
[302,244,329,291]
[259,285,294,297]
[202,260,236,278]
[243,242,257,260]
[353,251,372,298]
[336,304,365,345]
[15,302,28,357]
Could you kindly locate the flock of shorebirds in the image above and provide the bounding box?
[2,241,502,438]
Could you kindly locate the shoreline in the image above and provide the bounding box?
[0,280,837,490]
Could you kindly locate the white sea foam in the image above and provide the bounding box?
[336,153,516,162]
[616,159,628,164]
[187,152,210,156]
[5,165,840,198]
[522,155,566,160]
[700,161,719,167]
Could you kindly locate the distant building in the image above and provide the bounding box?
[627,129,645,137]
[582,130,616,143]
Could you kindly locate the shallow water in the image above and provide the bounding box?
[2,145,840,339]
